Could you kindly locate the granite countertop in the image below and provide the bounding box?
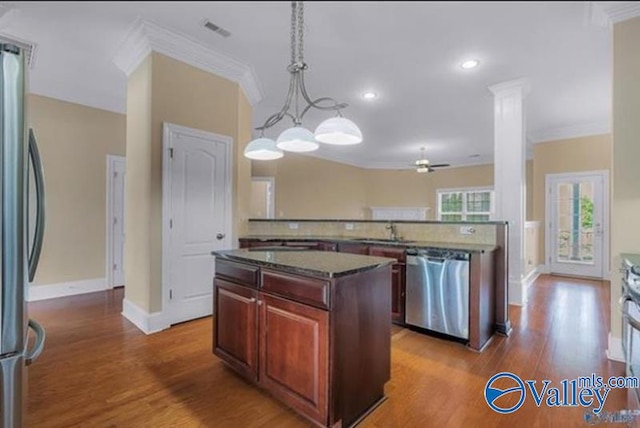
[239,235,497,253]
[212,249,396,279]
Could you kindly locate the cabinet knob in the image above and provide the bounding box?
[216,233,226,240]
[257,300,263,306]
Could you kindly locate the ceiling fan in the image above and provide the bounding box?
[411,147,450,173]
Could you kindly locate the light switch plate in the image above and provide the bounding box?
[288,222,299,230]
[345,223,354,230]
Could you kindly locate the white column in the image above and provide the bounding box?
[488,78,530,306]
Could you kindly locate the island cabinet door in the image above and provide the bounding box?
[213,279,258,381]
[259,293,329,426]
[391,264,406,324]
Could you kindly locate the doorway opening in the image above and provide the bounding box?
[250,176,275,219]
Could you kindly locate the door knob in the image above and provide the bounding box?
[216,233,226,240]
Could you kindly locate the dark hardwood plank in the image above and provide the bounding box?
[26,274,628,427]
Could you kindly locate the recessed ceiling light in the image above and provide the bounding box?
[461,59,479,69]
[362,91,378,100]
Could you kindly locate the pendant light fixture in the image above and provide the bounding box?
[244,1,363,161]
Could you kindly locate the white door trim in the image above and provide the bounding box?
[251,176,275,219]
[544,170,610,280]
[106,155,126,289]
[161,122,234,325]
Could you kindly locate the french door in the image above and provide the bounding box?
[546,171,608,279]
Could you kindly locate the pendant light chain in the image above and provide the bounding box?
[290,1,304,67]
[297,1,304,65]
[243,0,363,160]
[290,1,297,65]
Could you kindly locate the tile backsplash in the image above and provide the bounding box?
[247,220,500,245]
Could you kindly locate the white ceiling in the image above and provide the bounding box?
[0,1,614,168]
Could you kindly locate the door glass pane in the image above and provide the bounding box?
[555,181,594,264]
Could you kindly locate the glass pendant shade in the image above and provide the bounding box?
[244,137,284,160]
[416,166,429,173]
[314,117,363,145]
[276,126,319,152]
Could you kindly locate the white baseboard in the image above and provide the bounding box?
[606,332,625,362]
[27,277,108,302]
[523,265,544,289]
[122,298,170,335]
[508,277,527,306]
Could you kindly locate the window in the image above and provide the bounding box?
[437,188,494,221]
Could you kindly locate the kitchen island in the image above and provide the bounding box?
[211,249,395,428]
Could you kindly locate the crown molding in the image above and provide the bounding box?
[588,2,640,27]
[302,150,495,171]
[112,18,263,105]
[487,77,531,97]
[0,5,11,20]
[0,31,37,69]
[528,120,611,144]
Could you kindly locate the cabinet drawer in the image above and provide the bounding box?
[216,259,260,288]
[369,246,406,262]
[262,270,330,309]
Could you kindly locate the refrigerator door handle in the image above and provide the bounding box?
[25,319,46,366]
[28,128,45,282]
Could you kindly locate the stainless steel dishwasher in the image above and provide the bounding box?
[405,249,470,340]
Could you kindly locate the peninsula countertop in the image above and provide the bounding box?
[239,235,497,253]
[212,249,396,279]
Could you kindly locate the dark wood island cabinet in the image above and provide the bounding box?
[212,249,395,428]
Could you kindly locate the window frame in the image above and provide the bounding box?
[436,186,494,222]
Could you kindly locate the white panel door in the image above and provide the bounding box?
[547,172,607,279]
[165,124,230,325]
[112,159,126,286]
[107,155,126,288]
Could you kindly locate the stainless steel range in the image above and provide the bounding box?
[620,254,640,406]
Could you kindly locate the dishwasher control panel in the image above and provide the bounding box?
[406,248,470,261]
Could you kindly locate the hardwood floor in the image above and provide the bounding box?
[26,275,630,427]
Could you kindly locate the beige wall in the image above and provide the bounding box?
[125,53,252,313]
[124,55,153,309]
[531,134,612,265]
[253,156,496,220]
[364,164,494,219]
[253,154,368,219]
[611,17,640,338]
[27,94,126,286]
[526,160,533,221]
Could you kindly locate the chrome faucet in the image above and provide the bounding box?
[386,221,398,241]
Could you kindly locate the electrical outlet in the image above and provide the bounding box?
[345,223,354,231]
[459,226,476,235]
[288,222,299,230]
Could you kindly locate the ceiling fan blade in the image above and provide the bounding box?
[429,163,451,168]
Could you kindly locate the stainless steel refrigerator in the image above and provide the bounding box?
[1,41,46,427]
